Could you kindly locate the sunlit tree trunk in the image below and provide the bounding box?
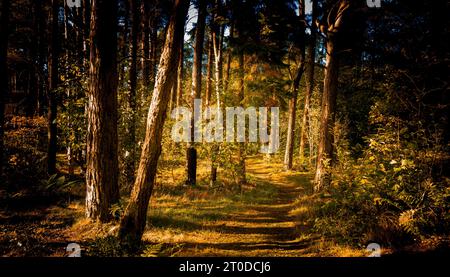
[86,0,120,221]
[210,10,224,186]
[299,0,317,165]
[236,51,246,185]
[119,0,190,246]
[0,0,10,179]
[187,0,207,185]
[224,23,234,93]
[205,31,213,107]
[284,0,306,170]
[314,0,349,191]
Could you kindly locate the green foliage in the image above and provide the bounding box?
[313,101,450,247]
[39,174,83,194]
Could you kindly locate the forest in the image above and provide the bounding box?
[0,0,449,257]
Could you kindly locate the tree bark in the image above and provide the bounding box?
[236,51,246,185]
[205,31,213,107]
[119,0,129,85]
[86,0,120,222]
[47,0,60,175]
[0,0,10,179]
[141,0,151,92]
[171,39,184,112]
[119,0,190,246]
[314,0,349,191]
[126,0,140,184]
[186,0,207,185]
[224,23,234,93]
[283,0,306,171]
[210,6,224,186]
[299,0,317,165]
[149,5,158,86]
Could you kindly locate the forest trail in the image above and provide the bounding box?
[145,157,321,257]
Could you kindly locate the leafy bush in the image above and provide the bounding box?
[313,102,450,247]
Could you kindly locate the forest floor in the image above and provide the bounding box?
[1,155,369,256]
[134,156,367,257]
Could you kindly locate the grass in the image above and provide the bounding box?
[1,152,369,257]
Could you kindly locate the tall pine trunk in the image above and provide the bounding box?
[119,0,190,246]
[283,0,306,170]
[86,0,120,221]
[314,0,349,191]
[141,0,151,92]
[210,11,224,186]
[186,0,207,185]
[299,0,317,165]
[205,31,213,107]
[236,50,246,185]
[126,0,140,184]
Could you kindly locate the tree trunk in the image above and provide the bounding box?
[283,0,306,171]
[141,0,151,92]
[171,39,184,111]
[47,0,60,175]
[0,0,10,179]
[119,0,190,246]
[205,31,213,107]
[126,0,140,184]
[149,7,158,86]
[299,0,317,165]
[119,0,129,86]
[83,0,91,62]
[236,51,246,185]
[210,9,224,186]
[224,23,234,93]
[186,0,207,185]
[314,0,349,191]
[86,0,120,222]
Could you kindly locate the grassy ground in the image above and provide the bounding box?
[0,155,370,257]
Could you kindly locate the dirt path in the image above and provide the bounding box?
[153,157,316,257]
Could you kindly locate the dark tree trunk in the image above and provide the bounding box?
[299,0,317,165]
[149,7,158,86]
[283,0,306,171]
[175,41,184,109]
[186,0,207,185]
[119,0,190,246]
[141,0,151,92]
[83,0,91,62]
[47,0,60,175]
[86,0,120,222]
[314,0,349,191]
[126,0,140,183]
[119,0,129,85]
[0,0,10,179]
